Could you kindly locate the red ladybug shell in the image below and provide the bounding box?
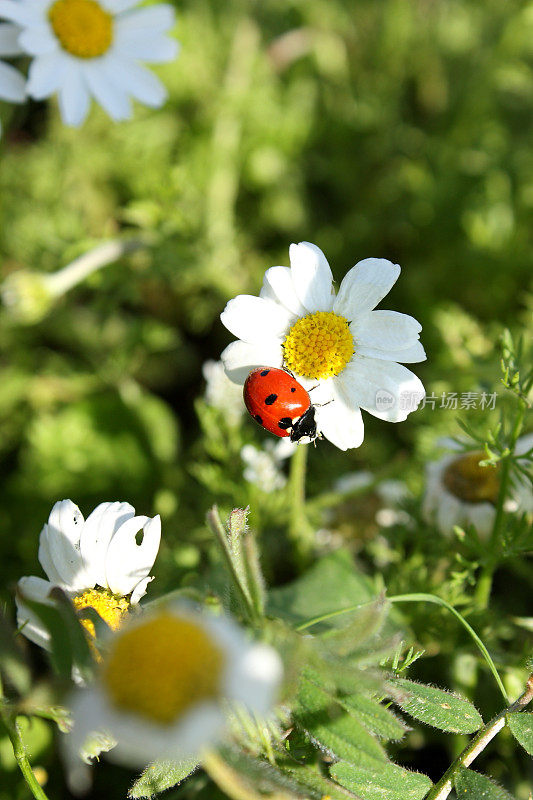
[244,368,311,439]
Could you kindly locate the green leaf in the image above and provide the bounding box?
[128,759,198,798]
[283,762,363,800]
[267,550,378,631]
[331,758,432,800]
[295,674,387,762]
[387,678,483,734]
[507,711,533,755]
[454,767,514,799]
[338,694,407,742]
[0,611,31,695]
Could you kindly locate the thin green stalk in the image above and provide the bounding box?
[424,675,533,800]
[296,592,508,703]
[287,444,314,566]
[0,677,50,800]
[475,401,527,610]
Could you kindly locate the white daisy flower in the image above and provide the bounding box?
[220,242,426,451]
[241,438,296,493]
[423,435,533,537]
[67,604,283,767]
[202,359,244,426]
[0,22,26,135]
[0,0,179,127]
[16,499,161,649]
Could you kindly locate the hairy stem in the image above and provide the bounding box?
[0,679,50,800]
[475,400,527,610]
[424,674,533,800]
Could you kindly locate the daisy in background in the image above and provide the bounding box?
[202,359,244,426]
[67,603,283,767]
[220,242,426,451]
[241,438,295,493]
[17,499,161,650]
[423,434,533,537]
[0,0,179,126]
[0,22,26,135]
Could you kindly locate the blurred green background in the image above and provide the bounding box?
[1,0,532,797]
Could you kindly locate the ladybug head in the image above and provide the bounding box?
[290,406,318,444]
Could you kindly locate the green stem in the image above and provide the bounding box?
[424,674,533,800]
[296,592,508,703]
[287,444,314,567]
[0,693,50,800]
[475,401,527,610]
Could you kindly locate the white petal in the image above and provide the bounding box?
[334,258,401,318]
[436,494,462,535]
[102,0,139,12]
[26,52,64,99]
[225,643,283,715]
[83,59,132,121]
[289,241,333,313]
[466,503,495,538]
[113,29,178,62]
[220,295,294,344]
[314,379,365,450]
[80,502,135,588]
[0,0,37,26]
[221,339,283,385]
[104,54,167,107]
[260,265,307,317]
[58,62,90,126]
[0,23,23,56]
[130,575,153,604]
[115,5,175,32]
[38,500,89,591]
[16,576,54,649]
[516,433,533,458]
[18,23,57,56]
[339,357,425,422]
[0,60,25,102]
[353,310,422,350]
[105,515,161,596]
[356,339,426,363]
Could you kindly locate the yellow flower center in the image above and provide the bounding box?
[443,451,501,504]
[102,611,225,725]
[73,588,130,639]
[49,0,113,58]
[283,311,354,380]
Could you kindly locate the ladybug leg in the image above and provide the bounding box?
[308,384,319,393]
[313,399,332,408]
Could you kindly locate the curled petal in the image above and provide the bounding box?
[38,500,89,591]
[289,241,333,314]
[80,501,135,589]
[105,515,161,596]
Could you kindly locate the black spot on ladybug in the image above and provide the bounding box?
[260,369,270,376]
[290,387,296,392]
[264,394,277,405]
[278,417,292,429]
[254,414,263,425]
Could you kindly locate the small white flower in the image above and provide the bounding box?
[202,359,244,426]
[220,242,426,451]
[67,604,283,767]
[0,0,179,127]
[241,438,295,493]
[16,499,161,649]
[0,22,26,135]
[333,471,374,495]
[423,435,533,537]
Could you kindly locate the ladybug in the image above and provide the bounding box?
[243,368,319,444]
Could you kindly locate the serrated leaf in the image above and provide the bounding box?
[295,674,387,762]
[454,767,514,799]
[267,550,378,631]
[128,758,198,798]
[331,758,432,800]
[387,678,482,734]
[339,694,407,742]
[507,711,533,755]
